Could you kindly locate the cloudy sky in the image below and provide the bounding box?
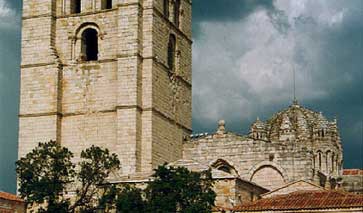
[0,0,362,193]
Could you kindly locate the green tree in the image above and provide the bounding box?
[114,165,216,213]
[16,141,120,213]
[16,141,75,212]
[115,185,146,213]
[17,142,216,213]
[72,145,120,212]
[145,164,216,213]
[71,146,120,212]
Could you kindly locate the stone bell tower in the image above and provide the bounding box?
[19,0,192,174]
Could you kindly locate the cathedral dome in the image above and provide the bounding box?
[266,101,336,142]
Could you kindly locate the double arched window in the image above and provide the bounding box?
[81,28,99,61]
[167,34,176,71]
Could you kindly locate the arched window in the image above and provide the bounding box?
[326,151,331,172]
[101,0,112,9]
[331,153,335,172]
[167,34,176,71]
[71,0,81,14]
[318,151,322,170]
[174,0,180,26]
[313,155,316,169]
[163,0,169,17]
[81,28,98,61]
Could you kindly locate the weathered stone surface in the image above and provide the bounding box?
[19,1,361,210]
[19,0,192,175]
[184,102,344,190]
[342,169,363,194]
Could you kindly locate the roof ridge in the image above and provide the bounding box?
[0,191,24,202]
[233,190,363,211]
[261,180,325,196]
[331,189,361,196]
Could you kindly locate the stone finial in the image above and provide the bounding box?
[217,120,226,134]
[330,117,338,133]
[292,98,299,106]
[317,111,328,128]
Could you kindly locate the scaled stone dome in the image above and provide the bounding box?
[261,101,338,142]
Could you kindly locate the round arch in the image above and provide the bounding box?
[209,159,239,176]
[247,161,288,190]
[72,23,103,62]
[74,22,102,38]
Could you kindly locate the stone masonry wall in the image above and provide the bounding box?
[19,0,60,159]
[183,133,314,190]
[19,0,192,176]
[149,0,192,168]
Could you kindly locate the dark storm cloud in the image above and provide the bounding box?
[0,0,362,194]
[6,1,21,9]
[296,2,363,168]
[192,0,363,169]
[193,0,275,22]
[192,0,277,37]
[0,0,21,193]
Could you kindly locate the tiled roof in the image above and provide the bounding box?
[0,191,24,203]
[234,190,363,211]
[343,169,363,175]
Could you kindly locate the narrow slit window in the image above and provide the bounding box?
[331,153,335,172]
[81,28,99,61]
[318,152,322,170]
[326,151,330,172]
[174,0,180,26]
[163,0,169,17]
[313,155,316,169]
[167,34,176,71]
[71,0,81,14]
[102,0,112,9]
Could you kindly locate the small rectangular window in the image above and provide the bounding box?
[102,0,112,10]
[71,0,81,14]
